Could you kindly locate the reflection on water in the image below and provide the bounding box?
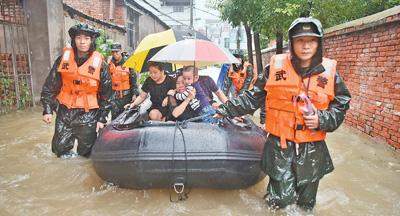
[0,108,399,215]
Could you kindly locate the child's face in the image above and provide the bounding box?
[176,76,186,93]
[182,71,194,86]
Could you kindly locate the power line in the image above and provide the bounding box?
[193,6,220,18]
[145,0,160,5]
[140,0,189,27]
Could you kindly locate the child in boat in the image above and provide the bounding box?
[166,74,200,121]
[181,66,217,123]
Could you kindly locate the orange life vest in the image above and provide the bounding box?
[108,59,130,98]
[56,47,103,112]
[228,63,249,93]
[264,53,336,148]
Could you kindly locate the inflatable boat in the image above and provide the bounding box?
[91,109,267,190]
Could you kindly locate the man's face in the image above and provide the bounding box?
[149,66,164,82]
[182,71,194,86]
[232,57,243,71]
[111,50,122,60]
[292,36,318,62]
[74,34,92,53]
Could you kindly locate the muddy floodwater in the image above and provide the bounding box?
[0,108,399,215]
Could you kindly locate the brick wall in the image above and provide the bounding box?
[258,7,400,149]
[63,0,125,26]
[62,2,128,52]
[325,11,400,149]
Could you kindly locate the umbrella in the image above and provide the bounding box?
[149,39,240,67]
[124,28,209,72]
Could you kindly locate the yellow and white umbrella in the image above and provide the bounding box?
[124,28,209,72]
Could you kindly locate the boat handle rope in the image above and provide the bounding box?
[169,121,190,202]
[173,182,185,194]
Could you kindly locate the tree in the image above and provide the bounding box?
[95,29,115,58]
[218,0,400,66]
[218,0,254,64]
[312,0,400,28]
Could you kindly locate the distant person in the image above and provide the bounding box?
[108,42,139,119]
[196,73,228,109]
[222,53,254,98]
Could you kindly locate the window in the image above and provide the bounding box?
[173,6,184,12]
[127,7,139,49]
[224,38,229,49]
[161,0,190,6]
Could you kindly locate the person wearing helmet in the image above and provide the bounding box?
[221,52,254,98]
[40,23,113,158]
[108,42,139,119]
[215,17,351,210]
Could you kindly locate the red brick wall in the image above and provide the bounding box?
[324,14,400,149]
[114,0,125,26]
[259,11,400,149]
[63,0,125,26]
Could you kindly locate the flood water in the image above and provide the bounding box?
[0,108,399,216]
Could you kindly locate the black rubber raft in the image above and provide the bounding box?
[91,114,267,190]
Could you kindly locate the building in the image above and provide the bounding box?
[64,0,170,52]
[0,0,170,112]
[148,0,249,53]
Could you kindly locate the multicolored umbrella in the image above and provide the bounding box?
[149,39,240,67]
[124,28,209,72]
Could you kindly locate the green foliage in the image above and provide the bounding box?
[0,75,15,111]
[138,72,149,85]
[18,78,32,109]
[259,34,270,50]
[0,76,12,89]
[218,0,400,45]
[0,75,33,112]
[218,0,244,27]
[312,0,400,28]
[258,0,306,39]
[95,29,114,58]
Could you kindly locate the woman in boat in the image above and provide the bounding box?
[166,74,200,121]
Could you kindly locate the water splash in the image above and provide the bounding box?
[1,174,30,188]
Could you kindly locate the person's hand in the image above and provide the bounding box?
[131,95,137,102]
[43,114,52,124]
[162,97,168,107]
[213,113,224,119]
[187,88,196,100]
[167,89,176,96]
[126,102,138,109]
[211,102,220,109]
[233,116,244,122]
[96,122,105,133]
[303,105,319,129]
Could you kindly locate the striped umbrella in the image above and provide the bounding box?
[149,39,240,67]
[124,28,209,72]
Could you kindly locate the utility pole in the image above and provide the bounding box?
[236,27,240,50]
[190,0,194,29]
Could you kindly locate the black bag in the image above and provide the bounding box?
[112,107,148,130]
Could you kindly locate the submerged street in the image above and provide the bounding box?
[0,108,399,216]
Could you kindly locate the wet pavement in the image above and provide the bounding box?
[0,108,399,216]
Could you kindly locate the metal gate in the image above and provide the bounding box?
[0,0,33,114]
